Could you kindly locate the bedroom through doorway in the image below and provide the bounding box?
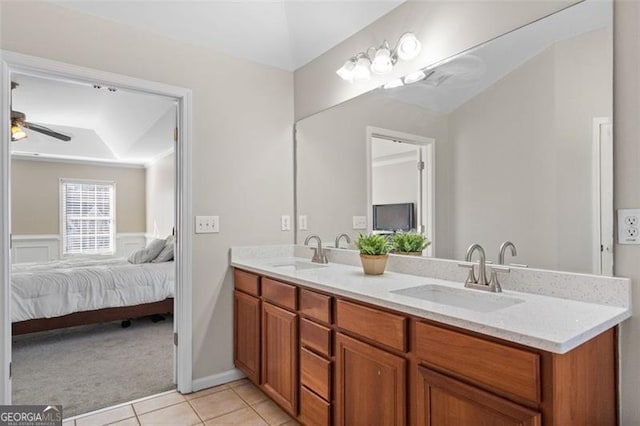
[8,70,180,417]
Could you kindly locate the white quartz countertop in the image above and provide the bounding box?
[231,255,631,354]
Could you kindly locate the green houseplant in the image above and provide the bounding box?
[391,232,431,255]
[355,233,392,275]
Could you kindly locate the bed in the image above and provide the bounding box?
[11,256,174,335]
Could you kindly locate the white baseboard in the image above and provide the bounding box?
[191,368,246,393]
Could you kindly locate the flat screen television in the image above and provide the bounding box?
[372,203,415,232]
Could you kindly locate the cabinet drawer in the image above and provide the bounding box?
[300,386,331,426]
[300,348,331,400]
[414,321,541,404]
[335,299,407,352]
[300,318,332,357]
[300,289,332,324]
[234,269,260,296]
[262,278,297,311]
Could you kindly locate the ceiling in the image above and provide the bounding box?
[50,1,404,71]
[11,73,176,165]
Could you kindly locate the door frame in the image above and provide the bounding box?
[592,117,614,276]
[366,126,435,256]
[0,50,194,403]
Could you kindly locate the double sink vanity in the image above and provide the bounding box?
[231,245,630,425]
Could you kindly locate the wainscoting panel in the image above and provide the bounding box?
[12,233,146,263]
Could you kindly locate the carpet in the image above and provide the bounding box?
[12,316,175,418]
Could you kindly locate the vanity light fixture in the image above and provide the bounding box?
[336,32,422,82]
[383,78,404,89]
[403,70,427,84]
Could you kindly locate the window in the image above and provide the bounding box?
[61,179,115,255]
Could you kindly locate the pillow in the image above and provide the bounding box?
[152,235,175,263]
[128,238,166,264]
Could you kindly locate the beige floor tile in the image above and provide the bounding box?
[227,379,249,388]
[138,402,201,426]
[232,383,268,405]
[184,385,228,400]
[76,406,136,426]
[280,421,300,426]
[251,400,292,426]
[133,392,186,415]
[107,418,140,426]
[204,407,267,425]
[188,389,246,421]
[63,420,75,426]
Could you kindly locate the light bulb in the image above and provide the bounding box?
[371,47,393,75]
[336,59,356,81]
[397,32,422,61]
[403,70,427,84]
[353,56,372,81]
[11,124,27,141]
[383,79,404,89]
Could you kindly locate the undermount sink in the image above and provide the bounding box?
[390,284,524,312]
[269,260,327,271]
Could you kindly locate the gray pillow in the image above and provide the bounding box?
[128,239,166,264]
[152,235,175,263]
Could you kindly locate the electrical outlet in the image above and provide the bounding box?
[618,209,640,244]
[299,215,308,231]
[352,216,367,230]
[195,215,219,234]
[281,215,291,231]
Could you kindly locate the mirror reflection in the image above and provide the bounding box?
[295,1,613,274]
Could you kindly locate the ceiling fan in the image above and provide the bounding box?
[11,82,71,142]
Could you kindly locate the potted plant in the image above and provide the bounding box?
[355,233,392,275]
[391,232,430,255]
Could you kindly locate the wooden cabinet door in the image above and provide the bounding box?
[416,366,541,426]
[262,301,298,415]
[335,332,406,426]
[233,290,261,384]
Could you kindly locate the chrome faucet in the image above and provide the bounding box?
[498,241,517,265]
[304,234,328,264]
[334,233,351,249]
[464,243,488,286]
[488,241,518,292]
[458,243,507,292]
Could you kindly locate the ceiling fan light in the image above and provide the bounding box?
[11,124,27,141]
[354,56,372,81]
[397,32,422,61]
[383,78,404,89]
[371,47,393,75]
[403,70,427,84]
[336,59,357,81]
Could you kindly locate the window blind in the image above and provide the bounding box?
[61,180,115,255]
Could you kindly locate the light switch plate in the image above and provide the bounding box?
[299,215,308,230]
[352,216,367,230]
[617,209,640,244]
[195,215,219,234]
[281,215,291,231]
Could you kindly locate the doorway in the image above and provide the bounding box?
[0,51,193,407]
[366,126,435,256]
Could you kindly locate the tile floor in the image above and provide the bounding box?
[64,380,300,426]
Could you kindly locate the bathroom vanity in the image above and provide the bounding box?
[231,246,630,426]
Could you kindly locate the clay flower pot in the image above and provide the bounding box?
[360,254,389,275]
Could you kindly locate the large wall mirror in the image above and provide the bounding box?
[295,1,613,275]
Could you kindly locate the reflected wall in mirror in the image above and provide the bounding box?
[295,1,613,275]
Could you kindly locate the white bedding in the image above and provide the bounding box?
[11,257,174,322]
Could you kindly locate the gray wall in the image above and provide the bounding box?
[11,159,146,234]
[1,0,294,382]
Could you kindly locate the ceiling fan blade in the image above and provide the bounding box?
[23,122,71,142]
